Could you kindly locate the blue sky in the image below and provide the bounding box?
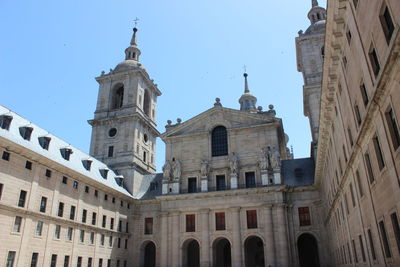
[0,0,326,172]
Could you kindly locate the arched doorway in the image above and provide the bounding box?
[212,238,231,267]
[182,239,200,267]
[298,233,320,267]
[244,236,265,267]
[142,241,156,267]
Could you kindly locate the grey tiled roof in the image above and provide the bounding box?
[282,157,315,187]
[136,173,163,200]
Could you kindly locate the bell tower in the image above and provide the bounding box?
[88,24,161,195]
[295,0,326,157]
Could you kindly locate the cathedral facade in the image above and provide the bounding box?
[0,0,400,267]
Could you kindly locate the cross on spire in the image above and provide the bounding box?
[133,17,140,28]
[243,65,247,74]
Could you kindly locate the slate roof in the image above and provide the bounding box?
[282,157,315,187]
[135,173,163,200]
[0,105,132,197]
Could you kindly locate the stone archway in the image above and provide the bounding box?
[141,241,156,267]
[244,236,265,267]
[212,238,231,267]
[182,239,200,267]
[297,233,320,267]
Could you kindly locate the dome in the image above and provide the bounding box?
[114,60,141,72]
[305,20,326,35]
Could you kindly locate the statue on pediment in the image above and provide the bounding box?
[162,161,171,180]
[172,159,181,179]
[269,147,281,169]
[229,152,239,174]
[200,160,209,176]
[258,148,268,170]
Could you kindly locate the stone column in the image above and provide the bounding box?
[200,209,210,267]
[170,211,180,267]
[275,204,290,267]
[230,207,242,267]
[160,212,169,267]
[263,205,276,267]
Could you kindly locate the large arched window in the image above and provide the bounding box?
[112,85,124,109]
[143,90,150,116]
[212,126,228,157]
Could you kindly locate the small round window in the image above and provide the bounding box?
[143,134,148,143]
[108,128,117,137]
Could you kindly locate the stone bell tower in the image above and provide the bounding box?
[88,24,161,195]
[296,0,326,157]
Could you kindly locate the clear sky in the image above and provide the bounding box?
[0,0,326,172]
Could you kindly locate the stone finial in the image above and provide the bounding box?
[167,120,172,126]
[177,118,182,124]
[269,104,274,110]
[214,97,222,107]
[298,30,303,35]
[101,71,105,76]
[257,106,263,112]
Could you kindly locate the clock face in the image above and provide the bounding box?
[108,128,117,137]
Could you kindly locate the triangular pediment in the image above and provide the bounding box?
[161,107,279,139]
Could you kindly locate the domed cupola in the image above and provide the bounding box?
[124,27,141,61]
[307,0,327,25]
[239,72,257,112]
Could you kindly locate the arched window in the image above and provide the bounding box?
[143,90,150,116]
[112,85,124,109]
[212,126,228,157]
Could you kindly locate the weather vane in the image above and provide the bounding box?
[134,17,140,27]
[243,65,247,73]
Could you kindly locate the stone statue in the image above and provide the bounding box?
[270,147,281,169]
[200,160,209,176]
[172,159,181,179]
[229,152,238,174]
[162,161,171,180]
[258,148,268,170]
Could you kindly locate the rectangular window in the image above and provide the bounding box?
[104,194,108,201]
[246,210,258,229]
[101,234,105,246]
[102,215,106,228]
[40,197,47,213]
[77,257,82,267]
[360,83,369,107]
[0,183,3,200]
[80,230,85,243]
[88,257,92,267]
[64,256,70,267]
[109,236,113,247]
[352,239,358,263]
[50,254,57,267]
[45,169,52,178]
[125,239,128,249]
[118,238,121,248]
[0,115,12,130]
[90,232,94,244]
[31,252,39,267]
[94,190,98,197]
[367,229,377,260]
[58,202,64,217]
[108,146,114,157]
[117,260,120,267]
[386,108,400,150]
[99,259,103,267]
[25,161,32,170]
[120,200,123,207]
[2,151,10,161]
[354,104,362,126]
[145,217,153,235]
[118,220,122,232]
[216,175,226,191]
[62,176,68,184]
[215,212,226,230]
[379,220,392,258]
[67,227,73,241]
[73,181,78,189]
[70,205,76,220]
[13,216,22,232]
[6,251,16,267]
[18,190,27,207]
[107,259,111,267]
[391,213,400,254]
[298,207,311,226]
[35,221,43,236]
[359,235,366,262]
[369,46,381,77]
[245,172,256,188]
[365,153,375,183]
[380,5,395,44]
[355,170,363,197]
[82,209,87,223]
[85,186,89,193]
[110,218,114,230]
[348,128,354,147]
[126,222,129,233]
[92,212,97,225]
[373,136,385,170]
[186,214,195,232]
[350,183,356,207]
[188,177,197,193]
[54,225,61,239]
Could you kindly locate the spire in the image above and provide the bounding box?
[244,72,250,93]
[312,0,319,7]
[130,27,138,46]
[124,20,141,61]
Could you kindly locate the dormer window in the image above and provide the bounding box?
[100,168,109,179]
[60,148,73,161]
[19,126,33,141]
[82,160,92,171]
[115,175,124,186]
[38,136,51,150]
[0,115,12,130]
